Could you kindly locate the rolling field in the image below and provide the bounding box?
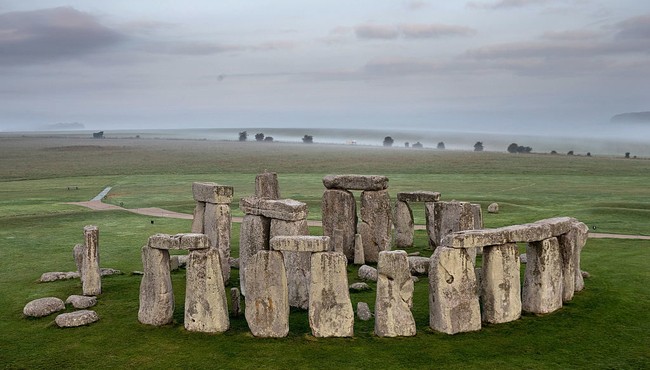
[1,133,649,369]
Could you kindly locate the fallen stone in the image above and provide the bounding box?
[408,256,431,275]
[397,191,441,203]
[322,189,357,259]
[394,200,414,248]
[82,225,101,296]
[322,174,389,191]
[239,197,308,221]
[40,271,80,282]
[359,189,392,263]
[203,202,232,284]
[192,182,233,204]
[148,233,209,251]
[185,248,229,333]
[239,214,270,296]
[100,268,122,276]
[408,251,420,256]
[309,252,354,337]
[349,282,371,292]
[23,297,65,317]
[353,233,365,265]
[66,295,97,309]
[255,171,280,199]
[132,271,144,275]
[357,302,373,321]
[358,265,378,282]
[375,251,416,337]
[487,203,499,214]
[55,310,99,328]
[522,237,563,314]
[481,243,521,324]
[138,246,174,326]
[270,235,330,252]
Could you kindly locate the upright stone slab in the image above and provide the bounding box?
[572,222,589,292]
[322,174,388,191]
[309,252,354,337]
[239,215,270,296]
[244,251,289,338]
[557,230,577,302]
[322,189,357,260]
[138,246,174,326]
[185,248,229,333]
[375,251,416,337]
[359,190,392,263]
[73,243,84,273]
[271,218,310,309]
[522,237,563,314]
[481,243,521,324]
[394,201,414,248]
[204,203,231,284]
[427,201,476,249]
[255,172,280,199]
[82,226,101,296]
[354,233,365,265]
[429,247,481,334]
[191,201,206,233]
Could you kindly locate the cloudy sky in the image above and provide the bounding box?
[1,0,649,134]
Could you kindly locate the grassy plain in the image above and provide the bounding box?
[1,134,649,369]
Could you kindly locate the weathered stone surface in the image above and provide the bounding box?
[270,236,330,252]
[358,265,378,282]
[239,215,270,296]
[148,233,209,251]
[55,310,99,328]
[40,271,80,282]
[138,246,174,326]
[520,253,527,264]
[191,201,205,233]
[359,190,392,263]
[573,222,589,292]
[472,204,483,229]
[375,251,416,337]
[231,288,241,317]
[427,202,476,249]
[394,201,414,248]
[177,255,188,268]
[82,225,101,296]
[255,172,280,199]
[322,174,388,191]
[66,295,97,309]
[229,257,239,269]
[581,270,590,278]
[481,243,521,324]
[487,202,499,214]
[353,233,365,265]
[322,189,357,259]
[204,203,231,283]
[185,249,229,333]
[349,282,371,292]
[429,247,481,334]
[73,243,84,272]
[23,297,65,317]
[357,302,372,321]
[309,252,354,337]
[271,219,310,309]
[408,256,431,276]
[397,191,440,203]
[169,255,180,271]
[558,230,577,302]
[522,237,563,314]
[240,197,308,221]
[244,251,289,338]
[192,182,233,204]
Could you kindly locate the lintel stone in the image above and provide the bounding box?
[192,182,233,204]
[270,236,330,252]
[397,191,440,203]
[148,233,209,250]
[239,197,308,221]
[322,174,388,191]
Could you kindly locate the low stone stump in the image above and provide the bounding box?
[66,295,97,309]
[359,189,392,263]
[185,249,229,333]
[82,225,101,296]
[55,310,99,328]
[23,297,65,317]
[522,237,563,314]
[394,200,414,248]
[309,252,354,337]
[271,219,310,310]
[244,251,289,338]
[322,174,388,191]
[138,246,174,326]
[429,247,481,334]
[240,197,308,221]
[255,171,280,199]
[481,243,521,324]
[322,189,357,259]
[375,251,416,337]
[239,215,270,296]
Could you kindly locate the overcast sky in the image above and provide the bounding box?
[1,0,649,135]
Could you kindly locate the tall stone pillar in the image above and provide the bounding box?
[522,237,563,314]
[255,171,280,199]
[375,250,416,337]
[481,243,521,324]
[322,189,357,260]
[359,189,392,263]
[185,248,229,333]
[393,201,414,248]
[82,225,101,296]
[309,251,354,337]
[138,246,174,326]
[239,215,270,297]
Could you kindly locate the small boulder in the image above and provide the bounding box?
[349,282,371,292]
[100,268,122,276]
[408,256,430,275]
[177,255,188,268]
[358,265,378,282]
[66,295,97,309]
[357,302,373,321]
[520,253,527,264]
[55,310,99,328]
[23,297,65,317]
[487,203,499,214]
[581,270,590,278]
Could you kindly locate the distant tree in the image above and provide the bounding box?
[519,146,532,153]
[507,143,519,153]
[238,131,247,141]
[404,142,410,148]
[625,152,630,158]
[412,142,423,149]
[383,136,394,147]
[264,136,274,142]
[586,152,591,157]
[550,150,558,155]
[255,132,265,141]
[474,141,484,152]
[302,135,313,144]
[92,131,104,139]
[437,141,445,150]
[567,150,574,156]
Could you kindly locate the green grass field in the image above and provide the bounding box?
[1,134,649,369]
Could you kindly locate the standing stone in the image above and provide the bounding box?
[255,171,280,199]
[309,252,354,337]
[244,251,289,338]
[481,243,521,324]
[427,201,476,249]
[55,310,99,328]
[322,189,357,260]
[375,251,416,337]
[204,203,231,284]
[557,230,577,302]
[271,218,310,309]
[572,222,589,292]
[353,233,365,265]
[424,202,437,248]
[359,190,392,263]
[191,201,206,233]
[239,215,270,296]
[472,204,483,229]
[522,237,563,314]
[73,243,84,273]
[82,225,101,296]
[429,247,481,334]
[185,249,229,333]
[394,201,414,248]
[231,288,241,317]
[357,302,372,321]
[138,246,174,326]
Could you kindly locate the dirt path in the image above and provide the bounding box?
[67,200,650,241]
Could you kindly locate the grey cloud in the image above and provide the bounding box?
[541,30,602,41]
[355,24,400,39]
[615,14,650,40]
[0,7,123,65]
[161,42,243,55]
[467,0,555,10]
[355,23,476,40]
[404,1,429,10]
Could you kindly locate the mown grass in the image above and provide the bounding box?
[1,134,649,369]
